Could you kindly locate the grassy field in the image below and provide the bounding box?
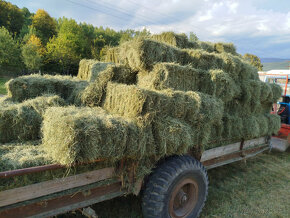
[64,151,289,218]
[0,77,9,95]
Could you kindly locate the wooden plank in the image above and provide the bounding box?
[0,182,123,218]
[0,167,114,208]
[203,144,269,169]
[200,142,240,162]
[243,137,266,149]
[201,137,267,162]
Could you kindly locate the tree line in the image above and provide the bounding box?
[0,0,263,76]
[0,0,150,75]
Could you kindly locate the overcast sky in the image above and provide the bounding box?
[9,0,290,58]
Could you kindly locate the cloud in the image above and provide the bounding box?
[9,0,290,58]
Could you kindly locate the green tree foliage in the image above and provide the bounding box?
[0,0,24,35]
[46,18,87,74]
[243,53,263,71]
[32,9,57,44]
[18,7,34,40]
[21,34,45,71]
[189,32,199,42]
[0,27,21,68]
[21,43,42,71]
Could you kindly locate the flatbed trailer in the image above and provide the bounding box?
[0,136,270,218]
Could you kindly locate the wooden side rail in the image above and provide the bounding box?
[0,168,115,208]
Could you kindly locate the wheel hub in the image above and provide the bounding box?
[169,177,199,218]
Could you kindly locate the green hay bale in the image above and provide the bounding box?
[137,63,214,95]
[0,140,52,171]
[198,41,215,53]
[150,32,199,49]
[260,82,273,103]
[103,82,223,125]
[0,141,108,191]
[152,116,194,156]
[104,47,120,63]
[266,114,281,135]
[214,42,238,55]
[42,106,155,165]
[185,49,255,81]
[6,74,88,103]
[0,95,65,143]
[243,116,260,139]
[107,39,189,72]
[106,38,255,82]
[0,96,13,105]
[137,63,240,102]
[221,115,243,140]
[256,114,269,136]
[210,69,241,102]
[81,65,137,106]
[270,83,282,102]
[77,59,114,82]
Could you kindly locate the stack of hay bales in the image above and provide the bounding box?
[0,32,281,190]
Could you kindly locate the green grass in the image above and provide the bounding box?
[0,77,9,95]
[62,151,289,218]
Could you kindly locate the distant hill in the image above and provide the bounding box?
[261,58,289,63]
[261,58,289,71]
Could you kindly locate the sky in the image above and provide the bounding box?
[9,0,290,58]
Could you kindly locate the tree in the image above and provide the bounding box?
[21,43,42,71]
[0,27,21,68]
[32,9,56,44]
[0,0,24,35]
[21,34,44,71]
[189,32,199,42]
[243,53,263,71]
[46,18,87,74]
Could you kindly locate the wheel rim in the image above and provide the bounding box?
[169,177,199,218]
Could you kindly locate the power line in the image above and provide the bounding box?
[65,0,145,27]
[125,0,206,33]
[126,0,177,23]
[84,0,160,26]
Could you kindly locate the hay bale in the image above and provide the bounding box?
[105,38,256,82]
[270,83,282,102]
[152,116,194,155]
[6,74,88,103]
[81,65,137,106]
[103,82,224,125]
[104,47,120,63]
[137,63,215,95]
[137,63,240,102]
[0,141,52,171]
[150,32,199,49]
[266,113,281,135]
[198,41,215,53]
[0,141,107,192]
[106,39,189,71]
[210,69,241,102]
[0,95,65,143]
[42,106,155,165]
[77,59,114,82]
[214,42,238,55]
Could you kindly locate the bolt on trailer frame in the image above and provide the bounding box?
[0,136,270,218]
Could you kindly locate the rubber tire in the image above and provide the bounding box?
[142,155,208,218]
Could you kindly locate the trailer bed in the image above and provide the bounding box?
[0,137,269,218]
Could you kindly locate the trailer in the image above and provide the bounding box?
[0,136,270,218]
